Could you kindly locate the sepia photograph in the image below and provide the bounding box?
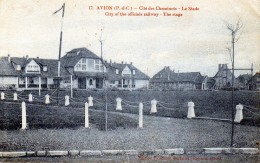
[0,0,259,162]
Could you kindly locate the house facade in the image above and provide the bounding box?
[106,62,150,89]
[0,47,150,90]
[236,74,252,90]
[213,64,239,89]
[149,66,205,90]
[250,72,260,90]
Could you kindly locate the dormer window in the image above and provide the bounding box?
[43,66,48,72]
[75,58,87,71]
[116,69,119,74]
[133,70,135,75]
[16,65,21,71]
[94,59,105,72]
[26,60,40,73]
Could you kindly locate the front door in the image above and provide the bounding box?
[78,77,86,89]
[96,78,103,89]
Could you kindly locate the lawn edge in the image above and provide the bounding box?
[0,148,259,158]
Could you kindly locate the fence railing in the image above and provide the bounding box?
[0,91,259,130]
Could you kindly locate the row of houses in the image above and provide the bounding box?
[0,47,149,90]
[150,64,260,91]
[0,47,259,91]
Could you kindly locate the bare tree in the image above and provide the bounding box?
[225,19,243,147]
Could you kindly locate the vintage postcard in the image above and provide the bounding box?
[0,0,259,162]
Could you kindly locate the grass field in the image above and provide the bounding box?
[0,90,259,151]
[0,90,259,129]
[0,113,259,151]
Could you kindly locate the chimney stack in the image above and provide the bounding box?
[26,55,29,60]
[7,54,11,63]
[218,64,222,70]
[121,61,123,64]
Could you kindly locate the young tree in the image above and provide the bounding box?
[225,19,243,147]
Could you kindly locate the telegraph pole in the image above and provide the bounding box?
[99,28,108,132]
[53,3,65,105]
[231,30,235,147]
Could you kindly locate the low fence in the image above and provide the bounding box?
[0,91,259,130]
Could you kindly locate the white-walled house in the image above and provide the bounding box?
[106,62,150,89]
[0,48,150,90]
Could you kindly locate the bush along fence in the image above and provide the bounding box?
[0,91,260,130]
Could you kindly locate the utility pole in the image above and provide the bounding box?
[99,28,108,132]
[231,30,235,147]
[53,3,65,105]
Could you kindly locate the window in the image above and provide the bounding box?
[133,70,135,75]
[94,59,105,72]
[43,66,47,72]
[75,58,87,71]
[64,80,71,83]
[116,69,119,74]
[26,64,40,72]
[82,65,86,71]
[89,79,93,85]
[16,65,21,71]
[122,66,131,76]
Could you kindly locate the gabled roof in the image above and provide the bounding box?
[150,67,203,83]
[11,57,28,67]
[253,72,260,78]
[237,74,252,81]
[172,72,203,82]
[0,57,20,76]
[61,47,101,68]
[34,58,61,77]
[0,47,150,80]
[106,62,150,80]
[213,64,234,78]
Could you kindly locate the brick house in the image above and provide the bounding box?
[149,66,205,90]
[0,47,149,90]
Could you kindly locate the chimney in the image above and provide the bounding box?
[110,60,112,65]
[7,54,11,63]
[36,56,39,59]
[223,64,227,70]
[218,64,222,70]
[26,55,29,60]
[130,62,132,65]
[121,61,123,64]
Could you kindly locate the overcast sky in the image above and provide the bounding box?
[0,0,259,77]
